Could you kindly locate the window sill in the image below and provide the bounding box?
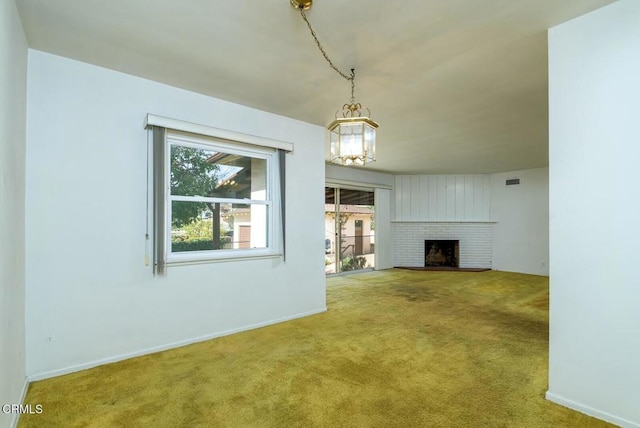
[166,251,282,267]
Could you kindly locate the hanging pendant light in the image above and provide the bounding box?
[291,0,378,166]
[327,69,378,166]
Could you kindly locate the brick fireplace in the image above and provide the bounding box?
[391,221,493,268]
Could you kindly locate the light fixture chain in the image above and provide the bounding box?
[299,8,354,84]
[350,69,355,104]
[292,0,377,167]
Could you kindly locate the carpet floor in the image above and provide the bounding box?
[19,269,615,427]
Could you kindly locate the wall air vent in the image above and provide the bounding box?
[506,178,520,186]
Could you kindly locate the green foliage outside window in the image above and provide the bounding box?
[170,146,220,227]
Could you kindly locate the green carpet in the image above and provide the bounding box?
[19,270,614,427]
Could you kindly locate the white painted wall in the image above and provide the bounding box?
[0,0,28,426]
[395,175,491,221]
[25,51,326,378]
[393,170,548,274]
[325,164,394,270]
[548,1,640,426]
[491,167,549,276]
[373,188,392,270]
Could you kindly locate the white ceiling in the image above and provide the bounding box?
[16,0,616,174]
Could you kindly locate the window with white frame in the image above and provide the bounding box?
[145,114,293,275]
[165,131,280,263]
[146,115,291,274]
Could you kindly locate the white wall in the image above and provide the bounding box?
[395,174,491,221]
[325,164,394,270]
[373,188,392,270]
[391,171,549,274]
[0,0,28,426]
[548,1,640,426]
[491,167,549,276]
[25,51,327,378]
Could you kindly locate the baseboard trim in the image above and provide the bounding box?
[27,307,327,382]
[546,390,639,428]
[10,378,30,428]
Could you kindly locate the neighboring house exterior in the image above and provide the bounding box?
[324,204,375,257]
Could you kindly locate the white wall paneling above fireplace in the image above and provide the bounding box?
[392,222,494,268]
[395,175,491,222]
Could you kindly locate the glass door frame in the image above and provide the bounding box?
[325,185,375,275]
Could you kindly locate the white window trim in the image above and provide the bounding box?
[145,114,293,152]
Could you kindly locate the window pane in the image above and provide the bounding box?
[171,201,267,253]
[170,144,267,200]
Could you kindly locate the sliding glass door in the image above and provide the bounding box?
[325,187,375,275]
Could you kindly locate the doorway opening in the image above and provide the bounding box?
[325,187,375,275]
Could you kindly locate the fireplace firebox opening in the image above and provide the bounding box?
[425,240,459,267]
